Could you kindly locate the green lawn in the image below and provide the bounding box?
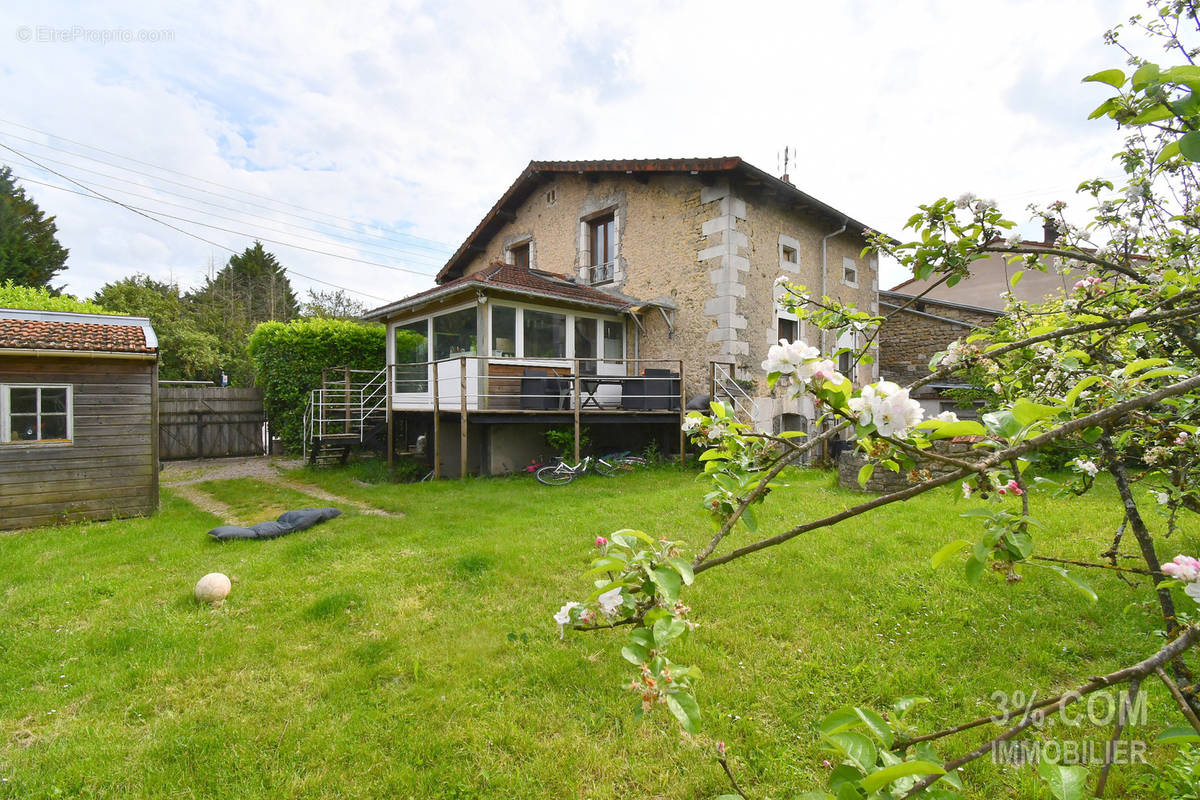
[0,464,1195,798]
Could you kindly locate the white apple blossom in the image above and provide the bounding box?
[597,587,624,617]
[1130,307,1148,318]
[848,381,924,438]
[936,411,959,423]
[1072,459,1100,477]
[680,414,702,433]
[761,339,819,377]
[554,601,582,637]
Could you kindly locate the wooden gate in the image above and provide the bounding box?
[159,387,266,460]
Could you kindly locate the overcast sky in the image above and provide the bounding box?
[1,0,1142,304]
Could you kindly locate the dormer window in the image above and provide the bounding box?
[588,213,615,284]
[511,242,530,270]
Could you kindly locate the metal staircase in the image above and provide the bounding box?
[711,362,761,427]
[302,366,389,465]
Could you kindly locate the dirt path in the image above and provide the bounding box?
[161,457,403,520]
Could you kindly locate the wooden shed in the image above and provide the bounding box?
[0,308,159,530]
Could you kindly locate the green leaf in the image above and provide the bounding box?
[652,615,687,646]
[932,540,972,568]
[824,732,877,774]
[857,463,875,488]
[982,410,1022,439]
[621,644,648,665]
[1155,725,1200,744]
[1081,426,1104,443]
[1064,375,1104,407]
[1157,139,1183,162]
[923,420,987,440]
[664,691,701,733]
[1181,131,1200,162]
[1131,62,1161,89]
[1011,398,1064,427]
[1037,760,1089,800]
[820,707,862,736]
[741,504,758,533]
[650,568,682,604]
[1123,357,1171,376]
[860,761,947,793]
[1082,68,1125,88]
[1009,270,1024,287]
[666,557,694,586]
[965,555,986,585]
[854,707,894,748]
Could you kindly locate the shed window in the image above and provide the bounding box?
[2,385,72,443]
[393,321,429,393]
[432,307,478,360]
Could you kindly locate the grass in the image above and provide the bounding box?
[0,465,1197,798]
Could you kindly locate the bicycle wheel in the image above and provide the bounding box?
[536,464,576,485]
[595,458,637,476]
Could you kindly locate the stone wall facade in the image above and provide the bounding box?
[454,170,879,411]
[837,439,980,493]
[876,293,999,396]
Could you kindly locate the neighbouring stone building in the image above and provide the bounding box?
[361,157,889,475]
[877,228,1078,417]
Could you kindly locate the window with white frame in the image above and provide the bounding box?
[842,257,859,287]
[584,211,617,285]
[488,304,624,362]
[774,283,802,344]
[779,234,801,271]
[836,330,857,376]
[2,384,72,443]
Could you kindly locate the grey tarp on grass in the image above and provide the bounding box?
[208,507,342,541]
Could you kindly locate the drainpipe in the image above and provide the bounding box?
[820,219,848,353]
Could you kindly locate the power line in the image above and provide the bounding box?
[10,167,441,272]
[2,144,389,302]
[0,115,458,251]
[14,174,424,287]
[0,126,455,257]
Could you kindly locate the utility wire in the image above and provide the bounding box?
[0,118,455,251]
[11,168,441,272]
[0,127,455,257]
[2,143,390,302]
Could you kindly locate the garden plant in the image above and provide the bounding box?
[557,4,1200,797]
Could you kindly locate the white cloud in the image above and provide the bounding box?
[0,0,1148,300]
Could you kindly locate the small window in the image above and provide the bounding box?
[588,213,615,284]
[781,245,798,264]
[2,384,72,444]
[777,317,798,343]
[510,242,531,270]
[838,350,852,374]
[546,189,557,206]
[843,258,858,287]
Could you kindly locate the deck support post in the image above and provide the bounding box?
[573,359,582,463]
[432,360,441,480]
[679,360,686,466]
[386,364,394,475]
[460,357,468,479]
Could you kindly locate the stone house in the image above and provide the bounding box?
[360,157,887,475]
[877,228,1076,417]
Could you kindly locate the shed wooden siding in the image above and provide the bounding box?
[0,355,158,530]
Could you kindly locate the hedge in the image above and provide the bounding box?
[248,318,386,452]
[0,281,109,313]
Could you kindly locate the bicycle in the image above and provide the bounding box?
[535,453,647,486]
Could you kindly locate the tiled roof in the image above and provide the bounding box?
[0,315,156,354]
[363,261,629,321]
[436,157,892,282]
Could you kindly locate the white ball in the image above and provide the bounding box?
[194,572,232,606]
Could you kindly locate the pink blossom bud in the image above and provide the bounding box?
[1007,480,1024,496]
[716,741,726,757]
[998,487,1007,496]
[595,536,608,548]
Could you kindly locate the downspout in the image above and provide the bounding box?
[820,220,848,354]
